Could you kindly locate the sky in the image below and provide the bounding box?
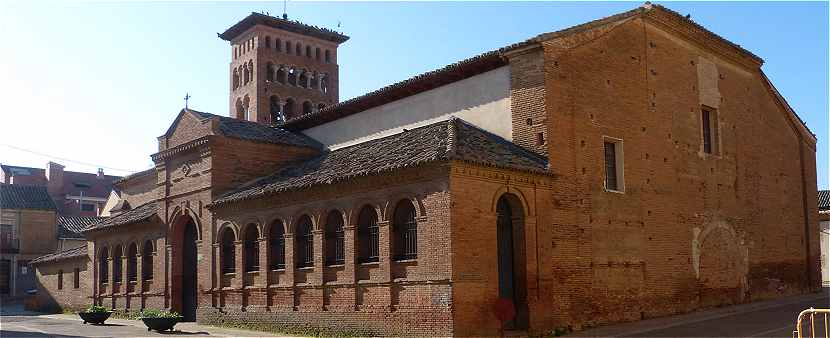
[0,1,827,188]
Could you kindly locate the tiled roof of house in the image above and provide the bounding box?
[219,12,349,43]
[0,164,42,177]
[213,118,549,206]
[167,109,322,150]
[819,190,830,211]
[0,184,56,211]
[83,201,158,233]
[57,216,103,239]
[30,245,88,265]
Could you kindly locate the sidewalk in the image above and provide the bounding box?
[570,289,829,337]
[40,313,300,337]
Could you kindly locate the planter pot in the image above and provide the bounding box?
[78,311,112,325]
[140,317,182,332]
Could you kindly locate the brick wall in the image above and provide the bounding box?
[33,257,91,312]
[508,47,549,156]
[88,221,168,313]
[536,16,818,330]
[204,164,453,336]
[19,209,57,256]
[210,136,319,196]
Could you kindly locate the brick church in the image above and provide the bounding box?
[31,3,821,336]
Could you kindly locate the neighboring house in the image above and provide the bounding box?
[31,3,820,336]
[0,162,121,217]
[819,190,829,286]
[0,184,57,299]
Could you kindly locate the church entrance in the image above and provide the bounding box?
[496,194,529,330]
[172,216,198,322]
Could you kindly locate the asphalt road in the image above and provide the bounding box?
[575,289,830,337]
[1,290,828,337]
[0,310,286,338]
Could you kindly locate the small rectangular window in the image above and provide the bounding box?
[702,107,719,155]
[73,268,80,289]
[57,269,63,290]
[604,138,624,192]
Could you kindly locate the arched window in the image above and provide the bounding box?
[127,243,138,282]
[306,45,312,58]
[265,36,271,48]
[288,68,297,86]
[357,206,379,263]
[266,62,275,82]
[276,67,287,84]
[317,103,326,111]
[269,221,285,270]
[232,69,239,89]
[242,95,251,121]
[248,60,254,81]
[235,98,244,120]
[315,48,321,61]
[393,200,418,260]
[243,224,260,273]
[142,240,153,281]
[325,50,331,63]
[296,216,314,268]
[112,245,123,283]
[284,98,296,119]
[325,211,344,266]
[270,95,282,124]
[221,228,236,274]
[298,71,308,88]
[295,43,302,56]
[302,101,313,115]
[321,75,329,94]
[285,40,292,54]
[310,72,318,90]
[99,248,108,285]
[276,38,282,52]
[243,64,249,84]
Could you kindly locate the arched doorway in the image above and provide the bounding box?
[172,216,198,322]
[496,194,529,330]
[698,226,745,308]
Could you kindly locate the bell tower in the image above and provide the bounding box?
[220,13,349,125]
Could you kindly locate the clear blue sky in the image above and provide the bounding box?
[0,1,826,188]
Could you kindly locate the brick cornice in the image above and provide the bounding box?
[151,137,212,163]
[450,161,555,188]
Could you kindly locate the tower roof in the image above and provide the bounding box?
[219,12,349,44]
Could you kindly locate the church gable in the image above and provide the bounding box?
[159,109,216,151]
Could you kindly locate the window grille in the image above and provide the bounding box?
[269,222,285,270]
[325,211,345,265]
[296,217,314,268]
[358,207,379,263]
[394,201,418,260]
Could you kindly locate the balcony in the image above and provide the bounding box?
[0,238,19,254]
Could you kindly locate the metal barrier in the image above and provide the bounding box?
[794,308,830,338]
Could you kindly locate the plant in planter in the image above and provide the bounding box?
[78,305,113,325]
[139,309,183,332]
